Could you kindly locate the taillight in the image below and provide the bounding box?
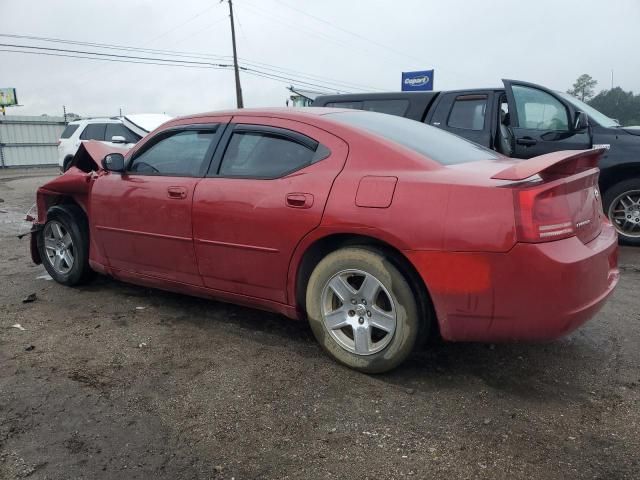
[514,183,575,243]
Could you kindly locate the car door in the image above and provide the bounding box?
[503,80,592,159]
[91,122,226,285]
[192,116,348,304]
[426,92,493,148]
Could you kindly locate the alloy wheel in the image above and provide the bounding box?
[43,220,75,274]
[321,269,397,356]
[608,189,640,238]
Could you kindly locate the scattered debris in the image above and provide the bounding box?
[405,388,415,395]
[22,293,37,303]
[25,345,35,352]
[11,324,26,331]
[483,418,492,425]
[214,465,224,473]
[135,306,146,310]
[94,324,101,329]
[138,342,147,348]
[36,273,53,281]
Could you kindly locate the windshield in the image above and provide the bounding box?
[326,110,498,165]
[557,92,620,127]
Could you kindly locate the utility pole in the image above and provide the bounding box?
[611,69,614,90]
[226,0,244,108]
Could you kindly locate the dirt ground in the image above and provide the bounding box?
[1,168,639,480]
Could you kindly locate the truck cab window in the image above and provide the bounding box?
[447,96,487,131]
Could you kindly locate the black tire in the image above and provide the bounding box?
[37,204,93,286]
[306,247,421,373]
[603,178,640,246]
[62,156,74,172]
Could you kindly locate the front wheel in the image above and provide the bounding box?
[604,179,640,246]
[37,205,93,285]
[305,247,421,373]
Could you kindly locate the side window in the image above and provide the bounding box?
[60,124,79,139]
[219,130,317,178]
[362,99,410,117]
[512,85,569,131]
[106,123,141,144]
[80,123,106,141]
[447,95,487,131]
[129,129,216,176]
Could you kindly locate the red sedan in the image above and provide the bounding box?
[30,108,619,373]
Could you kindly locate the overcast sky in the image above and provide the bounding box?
[2,0,639,117]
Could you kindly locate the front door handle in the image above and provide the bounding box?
[167,186,188,199]
[516,137,537,146]
[286,193,314,209]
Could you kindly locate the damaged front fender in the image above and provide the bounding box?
[70,140,129,173]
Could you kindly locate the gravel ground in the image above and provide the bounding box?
[1,168,639,480]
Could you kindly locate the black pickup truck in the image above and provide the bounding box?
[314,80,640,245]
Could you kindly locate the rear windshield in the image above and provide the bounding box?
[326,110,497,165]
[60,124,80,139]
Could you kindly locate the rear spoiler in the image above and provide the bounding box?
[491,148,605,181]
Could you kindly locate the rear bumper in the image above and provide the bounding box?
[405,223,619,342]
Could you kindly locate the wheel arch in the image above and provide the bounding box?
[37,191,88,224]
[599,162,640,198]
[291,232,439,340]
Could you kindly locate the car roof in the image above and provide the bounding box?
[69,117,122,125]
[174,107,347,123]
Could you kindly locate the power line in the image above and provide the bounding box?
[0,33,380,92]
[0,45,349,92]
[0,33,232,61]
[0,42,232,67]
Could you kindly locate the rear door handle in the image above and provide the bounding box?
[167,186,188,199]
[516,137,537,146]
[286,193,314,209]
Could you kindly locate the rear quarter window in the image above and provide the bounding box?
[60,124,80,139]
[328,110,497,165]
[80,123,107,141]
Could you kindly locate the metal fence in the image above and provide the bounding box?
[0,115,66,167]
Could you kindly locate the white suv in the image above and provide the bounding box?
[57,114,172,171]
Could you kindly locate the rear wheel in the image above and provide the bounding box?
[604,179,640,246]
[37,205,93,285]
[305,247,421,373]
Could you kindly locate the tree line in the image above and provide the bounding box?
[568,74,640,126]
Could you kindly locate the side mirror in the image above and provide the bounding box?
[102,153,125,172]
[574,111,589,131]
[111,135,127,144]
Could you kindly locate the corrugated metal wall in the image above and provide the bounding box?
[0,115,66,167]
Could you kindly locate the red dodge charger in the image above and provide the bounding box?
[30,108,619,372]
